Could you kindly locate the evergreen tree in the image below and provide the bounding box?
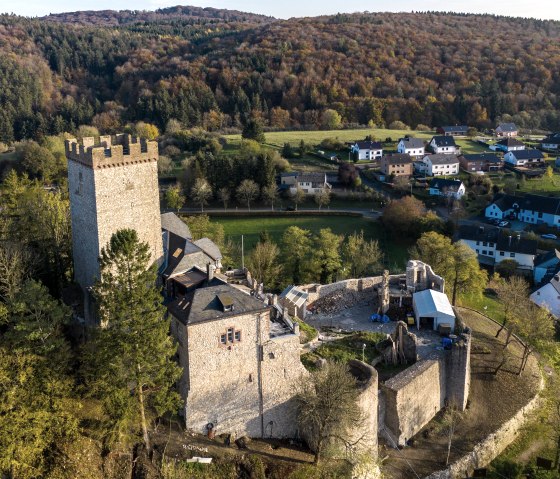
[85,229,181,452]
[242,118,265,143]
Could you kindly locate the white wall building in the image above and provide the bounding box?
[530,273,560,319]
[397,138,425,158]
[351,141,383,160]
[422,154,460,176]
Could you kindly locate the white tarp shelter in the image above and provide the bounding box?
[413,289,456,331]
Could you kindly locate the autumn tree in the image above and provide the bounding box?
[157,155,174,176]
[261,183,279,211]
[191,177,213,212]
[383,196,428,237]
[247,240,283,289]
[135,121,159,140]
[314,188,331,210]
[296,362,363,464]
[165,184,185,212]
[320,109,342,130]
[237,179,259,210]
[85,230,181,452]
[291,185,306,211]
[490,275,530,341]
[312,229,343,284]
[218,186,231,210]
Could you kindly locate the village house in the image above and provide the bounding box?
[436,125,468,137]
[419,154,460,176]
[495,123,518,137]
[351,140,383,160]
[459,153,502,173]
[534,249,560,285]
[429,178,465,199]
[380,153,413,177]
[530,273,560,319]
[492,137,525,153]
[280,172,331,195]
[485,193,560,227]
[429,135,460,155]
[456,224,537,272]
[541,132,560,151]
[504,149,544,167]
[397,137,425,158]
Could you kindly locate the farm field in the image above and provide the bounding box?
[212,214,411,272]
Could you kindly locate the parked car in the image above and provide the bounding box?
[541,233,558,240]
[488,218,501,225]
[498,220,510,227]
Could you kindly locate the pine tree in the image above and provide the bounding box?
[85,229,181,452]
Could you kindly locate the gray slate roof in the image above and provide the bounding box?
[161,212,192,240]
[461,153,501,163]
[194,238,222,261]
[383,153,412,164]
[496,123,518,132]
[439,125,468,134]
[508,149,544,160]
[497,138,524,147]
[457,224,537,255]
[431,136,457,147]
[429,178,463,191]
[354,140,382,150]
[399,137,424,149]
[491,193,560,216]
[168,284,269,325]
[425,154,459,165]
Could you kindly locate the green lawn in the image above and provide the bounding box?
[213,214,411,272]
[458,291,505,324]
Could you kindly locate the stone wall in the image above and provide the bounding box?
[381,359,447,446]
[304,276,384,304]
[446,333,471,411]
[261,334,309,438]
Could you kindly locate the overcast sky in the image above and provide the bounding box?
[2,0,560,21]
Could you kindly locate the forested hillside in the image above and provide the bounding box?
[1,9,560,142]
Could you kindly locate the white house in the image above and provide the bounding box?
[429,178,465,199]
[397,137,425,158]
[280,172,331,195]
[492,137,525,153]
[429,136,459,155]
[485,193,560,227]
[495,123,518,137]
[351,141,383,160]
[530,273,560,319]
[541,133,560,151]
[534,250,560,285]
[456,224,538,271]
[504,149,544,166]
[422,154,460,176]
[413,289,456,332]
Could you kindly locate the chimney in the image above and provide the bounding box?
[271,294,278,306]
[508,235,512,246]
[207,263,215,282]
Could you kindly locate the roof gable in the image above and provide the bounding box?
[431,136,457,147]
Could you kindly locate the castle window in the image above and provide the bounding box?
[220,334,227,345]
[234,331,241,342]
[227,328,234,343]
[220,327,241,346]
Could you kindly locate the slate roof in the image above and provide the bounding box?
[429,178,464,191]
[298,172,327,184]
[535,249,560,268]
[461,153,501,163]
[161,212,192,240]
[168,284,269,325]
[194,238,222,261]
[425,154,459,165]
[383,153,412,164]
[457,224,537,255]
[431,135,457,147]
[399,137,424,149]
[354,141,382,150]
[496,138,524,147]
[542,133,560,146]
[162,230,220,278]
[496,123,518,132]
[508,149,544,160]
[439,125,468,134]
[496,235,537,255]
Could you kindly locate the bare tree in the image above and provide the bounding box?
[314,188,331,210]
[490,275,530,342]
[218,187,230,211]
[236,179,259,210]
[296,362,364,464]
[190,178,213,212]
[261,183,279,211]
[291,185,306,211]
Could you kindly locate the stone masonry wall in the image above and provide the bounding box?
[261,334,309,438]
[304,276,384,304]
[185,311,271,438]
[381,359,447,446]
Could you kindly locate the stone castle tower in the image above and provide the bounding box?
[65,134,163,321]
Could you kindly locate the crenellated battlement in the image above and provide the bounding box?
[65,134,158,169]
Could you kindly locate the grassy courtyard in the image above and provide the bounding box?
[212,214,411,272]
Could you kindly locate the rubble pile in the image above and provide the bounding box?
[310,289,374,314]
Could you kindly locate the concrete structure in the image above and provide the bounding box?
[459,153,502,172]
[530,273,560,319]
[485,193,560,228]
[168,283,308,438]
[379,153,413,177]
[412,289,456,332]
[421,154,460,176]
[495,123,518,137]
[66,134,163,324]
[397,137,425,158]
[457,224,538,272]
[429,136,460,155]
[429,178,465,199]
[504,149,544,166]
[351,140,383,160]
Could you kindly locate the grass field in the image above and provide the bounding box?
[212,214,411,271]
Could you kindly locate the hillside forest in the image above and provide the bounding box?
[1,10,560,143]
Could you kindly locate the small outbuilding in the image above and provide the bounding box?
[412,289,456,332]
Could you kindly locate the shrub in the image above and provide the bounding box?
[388,120,410,130]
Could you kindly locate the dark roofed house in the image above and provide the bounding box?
[541,133,560,151]
[534,249,560,285]
[161,212,192,240]
[437,125,469,136]
[459,153,502,172]
[495,123,518,137]
[429,135,459,154]
[397,137,425,158]
[429,178,465,199]
[504,149,544,166]
[351,140,383,160]
[456,224,537,271]
[380,153,413,177]
[485,193,560,227]
[493,137,525,152]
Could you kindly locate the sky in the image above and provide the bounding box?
[2,0,560,21]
